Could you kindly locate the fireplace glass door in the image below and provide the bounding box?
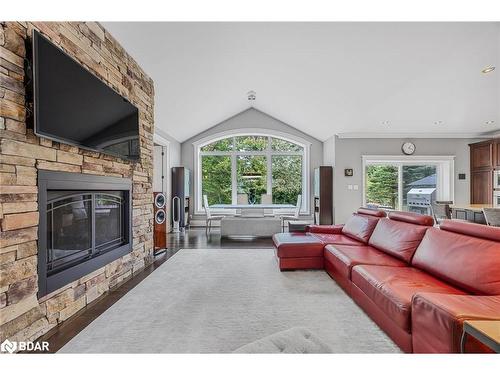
[95,193,125,253]
[47,191,125,275]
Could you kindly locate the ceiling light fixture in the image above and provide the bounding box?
[485,120,495,125]
[381,121,390,126]
[434,121,443,125]
[482,66,495,74]
[247,90,256,101]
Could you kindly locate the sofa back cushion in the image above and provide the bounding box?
[439,219,500,242]
[368,212,432,263]
[412,221,500,295]
[341,213,380,244]
[356,207,386,218]
[387,211,434,226]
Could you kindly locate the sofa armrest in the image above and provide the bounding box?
[306,224,344,234]
[412,292,500,353]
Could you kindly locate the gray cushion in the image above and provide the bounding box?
[221,216,281,237]
[233,327,332,353]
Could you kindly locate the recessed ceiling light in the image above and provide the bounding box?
[482,66,495,74]
[485,120,495,125]
[434,121,443,125]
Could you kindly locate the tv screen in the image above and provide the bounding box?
[33,30,140,161]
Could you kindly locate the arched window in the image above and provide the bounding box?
[194,132,309,214]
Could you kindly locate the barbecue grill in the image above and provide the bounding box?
[407,188,436,215]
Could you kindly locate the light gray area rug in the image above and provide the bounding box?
[60,249,400,353]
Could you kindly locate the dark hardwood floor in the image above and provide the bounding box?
[33,228,274,353]
[167,227,275,250]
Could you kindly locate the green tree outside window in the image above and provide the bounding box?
[200,136,304,207]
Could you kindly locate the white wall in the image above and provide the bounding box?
[155,128,181,168]
[323,136,335,167]
[332,136,480,223]
[181,107,323,221]
[152,145,165,192]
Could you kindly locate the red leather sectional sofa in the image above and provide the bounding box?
[272,208,500,353]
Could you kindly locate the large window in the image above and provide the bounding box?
[272,155,303,204]
[362,156,454,211]
[196,133,308,212]
[237,155,267,204]
[201,155,232,204]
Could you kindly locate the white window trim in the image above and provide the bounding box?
[193,128,311,215]
[361,155,455,209]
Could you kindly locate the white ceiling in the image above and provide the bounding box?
[102,22,500,142]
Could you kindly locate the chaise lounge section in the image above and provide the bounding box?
[272,209,500,353]
[272,208,386,271]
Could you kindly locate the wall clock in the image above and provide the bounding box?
[402,142,416,155]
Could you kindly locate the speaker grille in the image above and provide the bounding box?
[155,209,166,224]
[154,193,166,208]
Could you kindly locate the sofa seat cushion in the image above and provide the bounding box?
[351,265,466,332]
[324,244,407,280]
[412,293,500,353]
[272,233,325,258]
[310,233,364,246]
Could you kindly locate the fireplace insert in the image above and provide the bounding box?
[38,171,132,297]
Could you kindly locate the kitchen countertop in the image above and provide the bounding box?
[450,204,494,211]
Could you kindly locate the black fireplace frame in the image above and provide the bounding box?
[38,170,133,297]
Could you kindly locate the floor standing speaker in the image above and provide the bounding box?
[153,192,167,251]
[171,167,191,229]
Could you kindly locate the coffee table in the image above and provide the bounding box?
[288,221,310,233]
[460,320,500,353]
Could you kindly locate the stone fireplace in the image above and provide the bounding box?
[0,22,155,346]
[38,171,133,297]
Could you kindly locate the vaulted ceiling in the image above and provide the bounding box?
[103,22,500,142]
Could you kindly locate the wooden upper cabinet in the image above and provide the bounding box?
[469,140,497,204]
[470,141,494,169]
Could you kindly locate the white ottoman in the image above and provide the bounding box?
[233,327,332,353]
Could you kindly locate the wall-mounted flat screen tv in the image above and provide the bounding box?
[32,30,140,161]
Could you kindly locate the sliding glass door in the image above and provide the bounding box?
[365,165,399,209]
[363,156,453,211]
[401,165,436,210]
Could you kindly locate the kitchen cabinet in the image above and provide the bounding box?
[469,140,498,205]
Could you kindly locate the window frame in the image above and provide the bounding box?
[194,129,311,215]
[361,155,455,210]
